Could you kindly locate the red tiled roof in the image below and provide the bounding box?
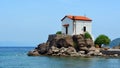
[61,15,92,21]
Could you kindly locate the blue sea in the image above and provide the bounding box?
[0,47,120,68]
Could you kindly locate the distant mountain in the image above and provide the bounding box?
[109,38,120,47]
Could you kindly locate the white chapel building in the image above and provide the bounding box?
[61,15,92,35]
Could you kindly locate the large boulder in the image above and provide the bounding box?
[64,36,74,47]
[56,38,68,48]
[47,49,53,55]
[37,43,49,54]
[72,34,84,40]
[66,47,77,55]
[48,35,73,48]
[72,34,94,52]
[85,39,94,48]
[27,50,40,56]
[87,47,102,56]
[59,47,67,53]
[48,39,57,47]
[51,46,59,53]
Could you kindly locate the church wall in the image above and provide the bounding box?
[61,17,73,35]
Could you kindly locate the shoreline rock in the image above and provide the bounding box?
[27,50,40,56]
[27,34,120,57]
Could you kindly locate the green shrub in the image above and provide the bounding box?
[56,31,62,34]
[94,34,111,47]
[84,32,92,39]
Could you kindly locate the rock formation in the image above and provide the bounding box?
[28,34,102,56]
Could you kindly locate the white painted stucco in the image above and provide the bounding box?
[62,17,73,35]
[61,17,92,35]
[74,20,92,35]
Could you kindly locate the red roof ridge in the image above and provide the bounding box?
[61,15,92,21]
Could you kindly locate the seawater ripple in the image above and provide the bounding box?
[0,47,120,68]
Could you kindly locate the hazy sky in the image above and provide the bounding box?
[0,0,120,47]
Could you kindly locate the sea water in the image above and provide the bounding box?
[0,47,120,68]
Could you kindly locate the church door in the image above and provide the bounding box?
[65,26,68,34]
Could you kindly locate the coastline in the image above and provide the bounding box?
[27,34,120,57]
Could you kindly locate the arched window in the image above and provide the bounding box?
[83,26,86,32]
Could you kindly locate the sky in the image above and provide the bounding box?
[0,0,120,47]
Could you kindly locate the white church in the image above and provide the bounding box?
[61,15,92,35]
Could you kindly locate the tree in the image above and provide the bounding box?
[56,31,62,34]
[84,32,92,39]
[94,34,111,47]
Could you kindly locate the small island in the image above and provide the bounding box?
[28,15,120,57]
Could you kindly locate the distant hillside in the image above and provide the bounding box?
[109,38,120,47]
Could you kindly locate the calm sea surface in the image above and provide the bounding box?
[0,47,120,68]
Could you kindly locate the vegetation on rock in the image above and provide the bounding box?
[84,32,92,39]
[94,34,111,47]
[56,31,62,34]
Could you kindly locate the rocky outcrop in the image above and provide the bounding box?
[28,34,102,57]
[48,34,74,48]
[27,50,40,56]
[36,43,49,54]
[72,35,94,54]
